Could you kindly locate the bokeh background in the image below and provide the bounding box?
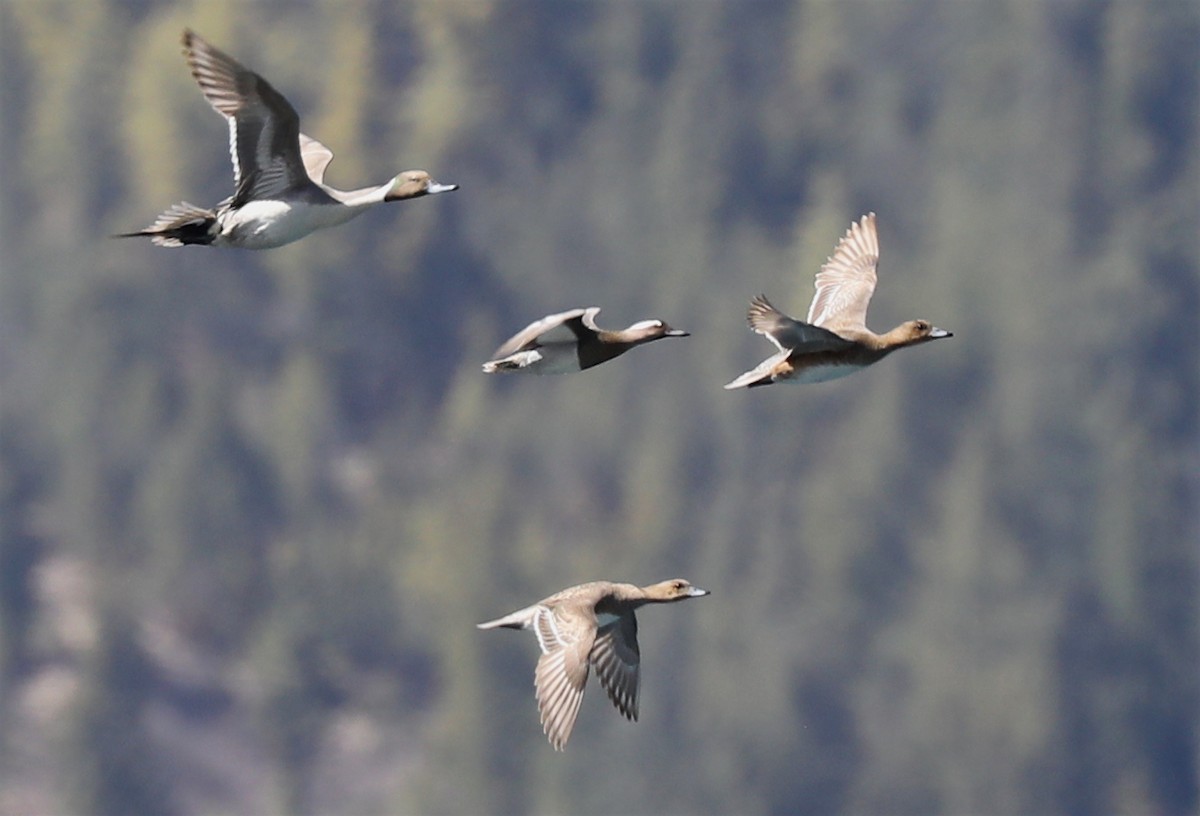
[1,1,1197,814]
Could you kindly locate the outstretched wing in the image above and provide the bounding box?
[182,29,310,203]
[299,133,335,184]
[806,213,880,331]
[487,308,591,361]
[532,605,597,751]
[589,613,640,722]
[748,295,846,350]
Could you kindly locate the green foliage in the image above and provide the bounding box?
[0,0,1196,813]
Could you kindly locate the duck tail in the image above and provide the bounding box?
[724,366,776,390]
[113,202,217,247]
[724,373,766,390]
[476,607,537,630]
[481,358,521,374]
[724,347,791,390]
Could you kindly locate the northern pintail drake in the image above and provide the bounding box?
[725,213,952,389]
[478,578,709,750]
[482,307,688,374]
[116,30,458,249]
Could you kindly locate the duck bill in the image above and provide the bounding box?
[426,181,459,195]
[687,586,711,597]
[666,329,690,337]
[929,327,952,339]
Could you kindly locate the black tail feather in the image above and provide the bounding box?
[113,202,217,247]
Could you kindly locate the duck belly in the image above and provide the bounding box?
[488,343,582,374]
[215,201,362,249]
[783,361,867,384]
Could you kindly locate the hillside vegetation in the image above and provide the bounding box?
[1,1,1196,813]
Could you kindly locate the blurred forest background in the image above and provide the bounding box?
[1,0,1197,814]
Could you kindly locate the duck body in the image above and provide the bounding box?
[478,578,709,750]
[147,198,349,249]
[737,343,888,388]
[116,30,456,249]
[483,307,688,375]
[208,195,368,249]
[726,213,951,389]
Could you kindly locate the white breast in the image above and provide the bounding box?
[525,342,584,374]
[783,362,866,384]
[485,343,582,374]
[216,200,365,249]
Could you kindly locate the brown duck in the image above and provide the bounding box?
[477,578,709,750]
[726,213,951,389]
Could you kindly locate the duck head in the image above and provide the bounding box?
[645,578,710,602]
[897,319,953,346]
[385,170,460,201]
[625,319,690,341]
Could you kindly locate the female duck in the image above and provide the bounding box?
[482,307,688,374]
[117,30,457,249]
[478,578,710,750]
[725,213,951,389]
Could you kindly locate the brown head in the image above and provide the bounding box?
[884,319,953,349]
[640,578,711,603]
[384,170,460,202]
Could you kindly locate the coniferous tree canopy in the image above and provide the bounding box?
[0,1,1196,813]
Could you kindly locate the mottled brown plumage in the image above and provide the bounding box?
[726,213,951,389]
[477,579,709,750]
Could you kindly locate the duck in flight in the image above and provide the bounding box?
[725,213,951,389]
[477,579,710,750]
[116,30,457,249]
[482,307,688,375]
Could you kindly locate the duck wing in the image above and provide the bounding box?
[589,613,640,722]
[299,133,335,184]
[532,604,597,751]
[806,213,880,332]
[182,29,313,205]
[488,308,591,361]
[748,295,846,351]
